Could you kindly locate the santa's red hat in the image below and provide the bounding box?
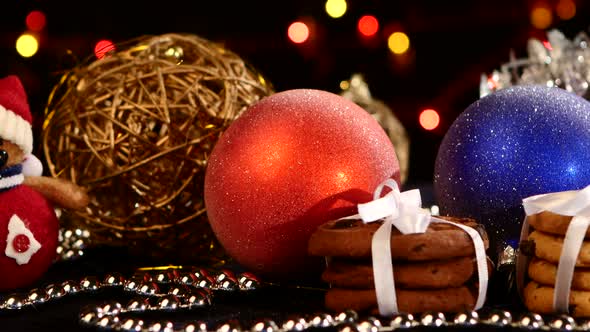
[0,76,33,155]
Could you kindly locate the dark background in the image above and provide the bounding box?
[0,1,588,330]
[1,0,589,188]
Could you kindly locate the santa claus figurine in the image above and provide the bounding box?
[0,75,89,291]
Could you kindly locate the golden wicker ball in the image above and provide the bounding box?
[42,33,273,263]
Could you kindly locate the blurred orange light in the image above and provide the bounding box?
[288,22,309,44]
[94,40,115,59]
[530,4,553,29]
[419,109,440,130]
[556,0,576,20]
[358,15,379,37]
[26,11,46,32]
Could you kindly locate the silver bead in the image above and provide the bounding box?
[548,314,576,330]
[2,293,27,309]
[420,312,446,327]
[126,297,150,312]
[357,320,379,332]
[282,316,308,331]
[217,320,241,332]
[215,279,239,291]
[178,272,199,285]
[45,283,66,299]
[61,280,79,294]
[185,322,208,332]
[79,311,98,325]
[95,302,122,318]
[214,271,238,291]
[390,313,416,329]
[337,323,359,332]
[335,310,358,324]
[96,315,119,328]
[309,313,335,328]
[152,271,173,284]
[124,279,140,292]
[195,276,214,289]
[185,289,211,308]
[168,284,192,297]
[156,295,181,311]
[148,321,174,332]
[137,282,160,296]
[251,319,279,332]
[27,288,49,304]
[121,318,144,332]
[238,273,260,290]
[453,311,479,326]
[481,310,511,326]
[517,312,544,329]
[577,319,590,330]
[103,273,125,287]
[80,276,101,292]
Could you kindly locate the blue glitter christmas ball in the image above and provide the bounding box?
[434,85,590,256]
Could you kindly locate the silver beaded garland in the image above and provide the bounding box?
[517,312,544,330]
[548,315,576,331]
[251,320,280,332]
[309,313,335,328]
[481,309,511,327]
[335,310,359,324]
[420,312,446,327]
[0,263,586,332]
[390,313,416,329]
[281,316,309,331]
[453,311,479,326]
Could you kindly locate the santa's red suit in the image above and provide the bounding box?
[0,75,59,290]
[0,183,58,290]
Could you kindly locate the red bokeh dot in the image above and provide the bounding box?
[26,11,46,32]
[94,40,116,59]
[358,15,379,37]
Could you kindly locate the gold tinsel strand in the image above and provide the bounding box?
[42,33,273,263]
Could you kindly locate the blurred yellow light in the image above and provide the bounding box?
[556,0,576,20]
[388,32,410,54]
[16,34,38,58]
[325,0,347,19]
[530,5,553,29]
[339,80,350,90]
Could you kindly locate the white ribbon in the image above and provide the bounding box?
[518,185,590,313]
[349,179,488,316]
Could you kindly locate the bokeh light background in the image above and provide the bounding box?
[1,0,589,205]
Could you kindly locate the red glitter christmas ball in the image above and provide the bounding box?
[204,89,400,280]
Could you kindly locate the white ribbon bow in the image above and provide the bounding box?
[518,185,590,313]
[350,178,488,316]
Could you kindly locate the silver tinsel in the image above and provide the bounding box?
[481,29,590,99]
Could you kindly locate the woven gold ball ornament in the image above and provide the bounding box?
[42,33,273,263]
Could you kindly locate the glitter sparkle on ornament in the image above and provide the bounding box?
[204,89,400,281]
[434,85,590,257]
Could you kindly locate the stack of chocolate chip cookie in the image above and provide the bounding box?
[522,211,590,317]
[307,216,491,314]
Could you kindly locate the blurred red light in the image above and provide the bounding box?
[26,11,46,32]
[358,15,379,37]
[94,40,116,59]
